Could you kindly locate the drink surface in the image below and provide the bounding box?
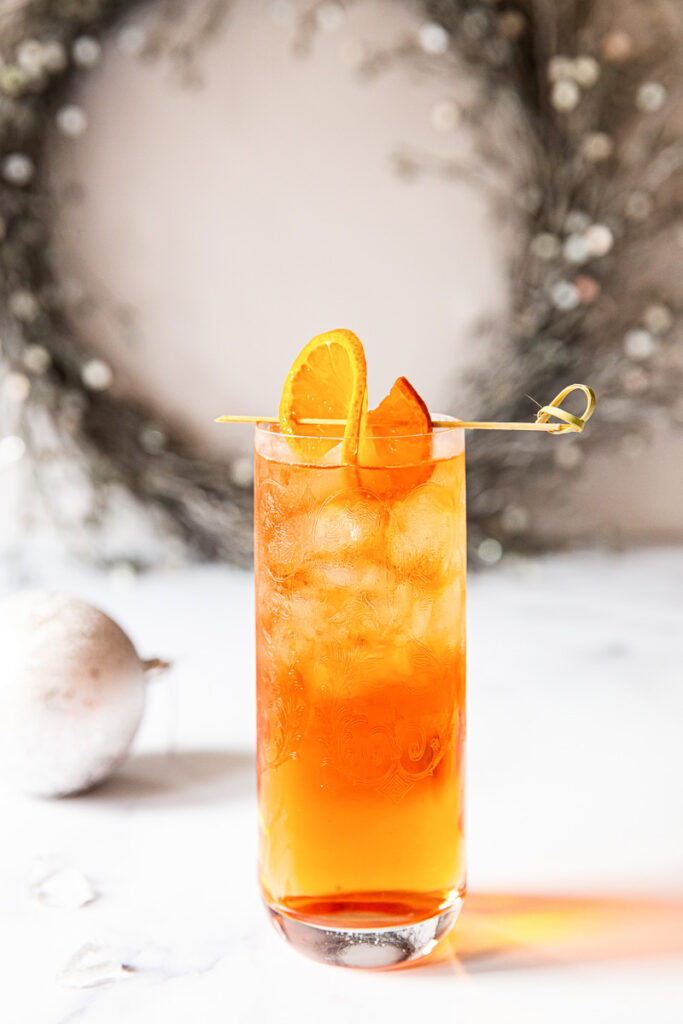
[255,427,466,927]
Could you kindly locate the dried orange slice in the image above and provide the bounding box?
[366,376,430,432]
[360,376,432,461]
[358,376,434,493]
[278,329,367,462]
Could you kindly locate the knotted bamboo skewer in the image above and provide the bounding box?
[216,383,596,435]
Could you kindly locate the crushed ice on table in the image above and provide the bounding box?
[31,860,98,909]
[57,943,134,989]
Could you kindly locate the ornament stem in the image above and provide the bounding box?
[141,657,171,675]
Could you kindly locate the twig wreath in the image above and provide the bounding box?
[0,0,680,567]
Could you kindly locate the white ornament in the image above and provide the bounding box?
[0,591,164,797]
[554,444,582,470]
[267,0,294,25]
[9,289,39,321]
[230,455,254,488]
[563,233,590,264]
[585,223,614,257]
[547,56,573,82]
[3,371,31,402]
[72,36,102,69]
[117,25,147,57]
[551,79,580,112]
[623,329,656,361]
[642,303,672,336]
[16,39,45,80]
[0,435,26,464]
[551,280,580,310]
[23,344,52,374]
[41,41,68,74]
[477,538,503,566]
[57,105,88,138]
[636,82,667,113]
[530,233,561,261]
[315,3,344,32]
[565,209,591,233]
[81,359,113,391]
[2,153,35,186]
[418,22,449,56]
[430,99,461,133]
[572,55,600,88]
[581,132,613,162]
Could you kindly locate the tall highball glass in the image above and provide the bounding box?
[254,421,466,967]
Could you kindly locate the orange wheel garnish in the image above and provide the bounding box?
[358,376,434,493]
[278,329,367,463]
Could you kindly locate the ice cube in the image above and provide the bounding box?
[387,483,462,581]
[305,559,388,594]
[33,865,98,910]
[257,577,291,634]
[326,580,426,655]
[319,441,343,466]
[305,643,389,695]
[58,943,134,989]
[427,578,466,650]
[312,488,387,559]
[258,590,323,674]
[260,511,313,581]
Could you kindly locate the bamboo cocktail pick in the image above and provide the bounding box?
[216,383,596,435]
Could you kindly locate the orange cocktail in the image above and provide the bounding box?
[255,421,466,967]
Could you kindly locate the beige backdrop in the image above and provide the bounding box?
[51,0,683,544]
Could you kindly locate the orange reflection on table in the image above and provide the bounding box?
[416,891,683,974]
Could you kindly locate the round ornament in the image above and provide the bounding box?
[0,591,164,797]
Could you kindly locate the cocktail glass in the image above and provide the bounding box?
[254,420,466,967]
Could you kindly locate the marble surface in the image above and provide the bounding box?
[1,545,682,1023]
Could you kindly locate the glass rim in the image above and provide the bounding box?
[254,414,462,442]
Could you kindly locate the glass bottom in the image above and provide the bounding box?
[266,896,463,968]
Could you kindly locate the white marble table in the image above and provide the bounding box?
[1,546,682,1023]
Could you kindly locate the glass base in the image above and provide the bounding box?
[267,897,463,968]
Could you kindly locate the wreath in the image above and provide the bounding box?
[0,0,680,567]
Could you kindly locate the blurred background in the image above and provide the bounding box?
[0,0,681,562]
[0,2,681,1020]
